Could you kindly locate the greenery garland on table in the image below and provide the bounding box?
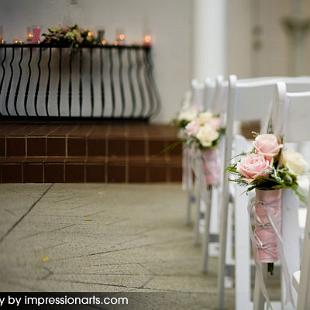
[41,25,97,47]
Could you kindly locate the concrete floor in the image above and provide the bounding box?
[0,184,234,309]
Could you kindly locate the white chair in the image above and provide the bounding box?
[201,76,228,272]
[218,77,279,310]
[184,79,209,226]
[205,77,216,111]
[191,78,216,243]
[252,83,310,310]
[294,187,310,309]
[217,76,310,310]
[185,77,217,230]
[192,76,226,248]
[191,79,206,112]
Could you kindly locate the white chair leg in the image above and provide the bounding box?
[209,186,220,256]
[282,190,300,309]
[217,185,230,309]
[254,267,266,310]
[217,134,249,309]
[186,187,193,226]
[185,149,194,226]
[194,170,202,246]
[226,199,234,266]
[235,187,252,310]
[297,197,310,310]
[210,186,219,234]
[202,185,212,272]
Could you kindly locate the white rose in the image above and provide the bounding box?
[196,124,219,147]
[197,112,213,125]
[281,149,308,175]
[178,107,197,122]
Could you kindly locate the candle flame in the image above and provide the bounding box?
[143,34,152,46]
[118,33,126,41]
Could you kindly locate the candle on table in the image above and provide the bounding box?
[143,34,152,46]
[26,27,33,42]
[116,30,126,45]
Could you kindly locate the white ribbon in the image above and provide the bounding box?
[188,148,208,207]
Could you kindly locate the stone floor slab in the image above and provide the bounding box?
[0,184,234,309]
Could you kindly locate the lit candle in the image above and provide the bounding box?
[27,32,33,42]
[118,33,126,41]
[116,30,126,45]
[13,39,23,44]
[26,26,33,42]
[143,34,152,46]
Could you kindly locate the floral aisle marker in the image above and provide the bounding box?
[184,111,225,263]
[227,133,308,308]
[173,91,198,132]
[173,91,198,192]
[185,111,225,186]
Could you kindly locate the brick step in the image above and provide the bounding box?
[0,125,182,158]
[2,136,181,157]
[0,156,182,183]
[0,122,182,183]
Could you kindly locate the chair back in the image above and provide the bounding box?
[273,82,310,142]
[204,77,216,111]
[209,76,227,115]
[191,79,205,112]
[265,81,310,309]
[219,75,310,310]
[297,183,310,309]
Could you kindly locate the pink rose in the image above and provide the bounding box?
[209,117,221,130]
[185,120,200,137]
[237,153,271,182]
[253,134,282,160]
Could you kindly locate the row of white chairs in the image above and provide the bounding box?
[184,75,310,309]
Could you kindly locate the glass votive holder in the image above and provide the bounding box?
[143,34,152,46]
[26,26,33,43]
[87,31,94,38]
[32,25,41,43]
[0,26,4,44]
[116,29,126,45]
[97,29,105,42]
[13,38,23,44]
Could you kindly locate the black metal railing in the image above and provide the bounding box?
[0,44,161,120]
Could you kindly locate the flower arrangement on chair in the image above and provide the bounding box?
[173,92,198,131]
[184,112,225,186]
[227,133,308,273]
[173,92,199,195]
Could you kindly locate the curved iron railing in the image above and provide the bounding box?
[0,44,161,121]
